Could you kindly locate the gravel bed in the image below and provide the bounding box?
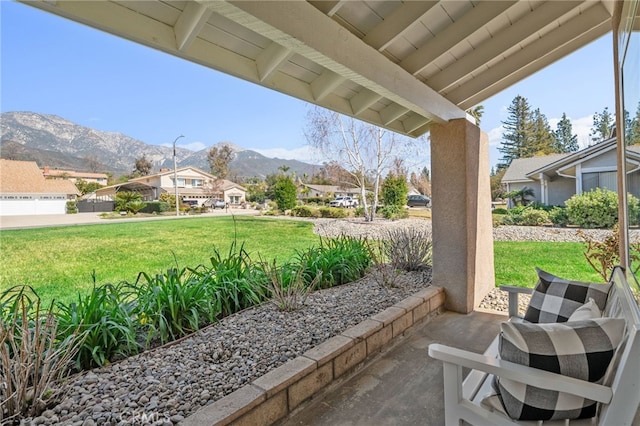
[17,219,622,425]
[20,269,431,425]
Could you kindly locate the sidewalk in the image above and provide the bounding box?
[0,209,260,230]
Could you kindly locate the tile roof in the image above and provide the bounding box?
[0,159,79,195]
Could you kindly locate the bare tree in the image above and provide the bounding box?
[207,144,234,179]
[83,155,102,173]
[305,107,415,221]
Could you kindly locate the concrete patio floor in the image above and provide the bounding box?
[281,310,505,426]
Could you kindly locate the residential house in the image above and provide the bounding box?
[0,159,80,216]
[42,166,108,185]
[502,137,640,207]
[95,167,246,206]
[297,184,360,200]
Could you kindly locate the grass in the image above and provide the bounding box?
[494,241,603,286]
[0,216,318,305]
[1,215,607,305]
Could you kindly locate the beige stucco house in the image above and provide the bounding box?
[0,159,80,216]
[42,166,109,185]
[95,167,246,206]
[502,138,640,207]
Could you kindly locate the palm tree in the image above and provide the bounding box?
[506,186,535,207]
[466,105,484,126]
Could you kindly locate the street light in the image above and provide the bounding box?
[173,135,185,217]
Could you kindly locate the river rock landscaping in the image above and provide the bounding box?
[13,219,626,425]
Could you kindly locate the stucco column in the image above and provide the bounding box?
[431,118,495,314]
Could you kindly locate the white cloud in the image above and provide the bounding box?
[159,141,207,151]
[251,145,322,163]
[180,141,207,151]
[488,126,504,147]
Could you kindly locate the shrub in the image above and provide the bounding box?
[566,188,626,228]
[57,281,138,369]
[1,287,83,421]
[379,205,408,220]
[114,191,143,212]
[501,213,522,225]
[65,200,78,214]
[382,228,432,271]
[273,175,297,211]
[519,208,550,226]
[290,205,315,217]
[140,201,170,213]
[492,214,506,227]
[578,224,640,280]
[381,174,408,207]
[548,206,569,226]
[318,207,347,218]
[492,208,508,215]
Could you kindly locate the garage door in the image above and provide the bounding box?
[0,199,67,216]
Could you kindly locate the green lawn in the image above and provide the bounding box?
[494,241,603,285]
[0,216,319,304]
[1,216,605,305]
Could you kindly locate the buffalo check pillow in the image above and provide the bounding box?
[523,268,611,323]
[496,318,625,421]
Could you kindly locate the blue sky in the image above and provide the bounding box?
[1,1,615,170]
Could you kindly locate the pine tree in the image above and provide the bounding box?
[626,102,640,146]
[498,95,533,168]
[553,113,579,153]
[529,108,555,156]
[590,107,614,143]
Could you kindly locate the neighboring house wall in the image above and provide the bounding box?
[547,177,575,206]
[628,171,640,200]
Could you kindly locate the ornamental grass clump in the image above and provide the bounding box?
[131,266,216,345]
[56,280,139,369]
[295,236,370,289]
[383,228,433,271]
[262,261,321,311]
[196,242,268,317]
[1,286,83,423]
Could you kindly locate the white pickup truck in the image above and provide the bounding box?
[329,196,358,208]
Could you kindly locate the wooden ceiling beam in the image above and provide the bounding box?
[176,2,212,51]
[400,1,517,76]
[362,1,438,51]
[256,42,292,82]
[427,1,579,92]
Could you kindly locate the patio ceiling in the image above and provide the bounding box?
[22,0,615,137]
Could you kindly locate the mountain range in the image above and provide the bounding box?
[0,111,320,179]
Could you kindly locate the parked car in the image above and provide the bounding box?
[205,198,226,209]
[407,194,431,207]
[182,199,198,207]
[329,196,358,208]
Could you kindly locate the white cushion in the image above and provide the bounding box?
[568,298,602,321]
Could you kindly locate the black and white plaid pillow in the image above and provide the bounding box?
[497,318,625,421]
[524,268,611,323]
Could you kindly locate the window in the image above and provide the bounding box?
[582,171,617,192]
[192,179,203,187]
[172,178,185,187]
[230,195,241,204]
